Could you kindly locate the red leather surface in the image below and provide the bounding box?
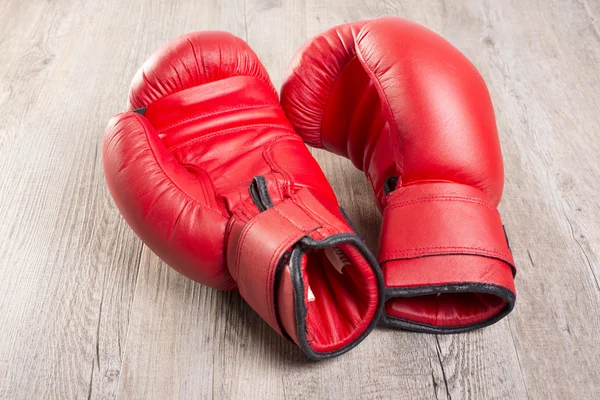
[227,190,321,335]
[281,17,517,330]
[379,183,514,264]
[381,183,515,327]
[104,111,233,288]
[103,31,380,357]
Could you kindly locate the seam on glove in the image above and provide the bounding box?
[262,140,293,201]
[271,203,314,234]
[379,246,514,262]
[318,55,358,152]
[293,193,335,238]
[156,104,279,134]
[354,27,406,184]
[130,113,224,218]
[266,231,296,329]
[166,124,295,151]
[385,195,497,211]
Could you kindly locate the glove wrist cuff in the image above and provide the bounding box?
[227,183,383,359]
[226,190,322,336]
[379,181,516,333]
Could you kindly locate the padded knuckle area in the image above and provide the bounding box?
[128,31,275,110]
[281,21,367,148]
[102,113,233,290]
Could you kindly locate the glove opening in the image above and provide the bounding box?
[285,235,383,359]
[384,283,514,332]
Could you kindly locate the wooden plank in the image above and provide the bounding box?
[0,1,150,398]
[0,0,77,153]
[473,0,600,397]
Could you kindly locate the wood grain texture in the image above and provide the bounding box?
[0,0,598,398]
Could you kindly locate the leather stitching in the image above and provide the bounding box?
[235,210,277,326]
[262,139,293,200]
[235,215,260,288]
[166,124,295,151]
[318,54,358,152]
[271,204,311,233]
[385,195,497,211]
[265,230,298,329]
[380,246,513,262]
[293,192,335,237]
[129,113,225,218]
[156,104,280,134]
[354,26,406,186]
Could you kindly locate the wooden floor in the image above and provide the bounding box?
[1,0,599,398]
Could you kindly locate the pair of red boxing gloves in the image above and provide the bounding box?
[103,17,517,360]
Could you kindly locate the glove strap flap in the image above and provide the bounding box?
[379,182,516,332]
[227,189,322,338]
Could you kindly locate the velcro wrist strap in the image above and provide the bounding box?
[226,188,324,336]
[379,182,516,273]
[379,182,516,332]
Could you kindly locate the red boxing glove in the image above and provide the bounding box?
[281,17,516,333]
[102,31,383,358]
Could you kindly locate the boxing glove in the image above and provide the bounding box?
[281,17,516,333]
[102,31,383,359]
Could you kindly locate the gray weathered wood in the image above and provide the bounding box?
[0,0,599,398]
